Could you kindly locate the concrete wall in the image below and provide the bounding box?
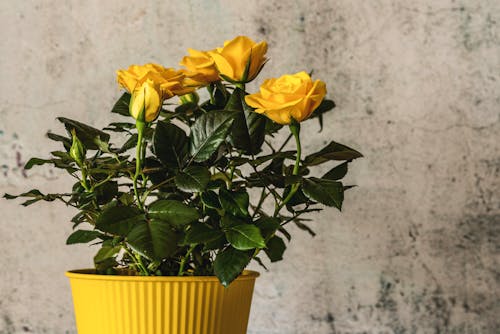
[1,1,499,333]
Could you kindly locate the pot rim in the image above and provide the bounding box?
[65,269,259,282]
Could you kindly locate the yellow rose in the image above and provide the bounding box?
[179,48,220,86]
[129,79,162,122]
[244,71,327,125]
[209,36,268,83]
[116,63,193,122]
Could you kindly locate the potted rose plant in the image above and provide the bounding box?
[5,36,362,334]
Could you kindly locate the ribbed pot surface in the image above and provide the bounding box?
[66,269,259,334]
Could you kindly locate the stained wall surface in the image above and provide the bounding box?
[0,1,499,333]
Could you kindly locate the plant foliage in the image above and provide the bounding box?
[4,43,362,287]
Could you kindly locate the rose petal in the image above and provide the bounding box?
[248,41,268,80]
[209,51,235,80]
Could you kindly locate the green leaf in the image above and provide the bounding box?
[221,214,247,229]
[46,132,71,150]
[247,159,302,188]
[70,211,92,228]
[127,220,180,261]
[304,141,363,166]
[203,235,226,251]
[284,187,310,208]
[247,151,296,167]
[201,190,222,209]
[309,99,336,130]
[153,121,189,167]
[93,136,111,153]
[52,158,78,172]
[183,223,222,245]
[224,88,244,112]
[211,82,230,107]
[207,178,226,190]
[95,256,119,273]
[50,151,72,160]
[4,189,63,206]
[24,158,53,170]
[322,161,349,180]
[94,181,118,205]
[302,177,344,210]
[255,217,281,239]
[232,151,296,167]
[175,102,198,114]
[313,99,336,115]
[189,110,236,162]
[214,247,253,287]
[111,92,131,116]
[18,189,45,197]
[57,117,110,150]
[23,155,75,171]
[118,193,135,206]
[20,199,41,206]
[225,224,265,250]
[226,88,266,155]
[104,122,135,133]
[175,166,210,192]
[148,200,199,228]
[119,133,138,152]
[143,158,168,186]
[95,206,145,236]
[94,245,121,264]
[66,230,102,245]
[284,175,303,185]
[219,188,249,218]
[265,236,286,262]
[93,244,121,273]
[264,119,283,136]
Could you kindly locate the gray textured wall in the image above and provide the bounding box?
[1,1,499,333]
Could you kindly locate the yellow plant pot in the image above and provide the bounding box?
[66,269,259,334]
